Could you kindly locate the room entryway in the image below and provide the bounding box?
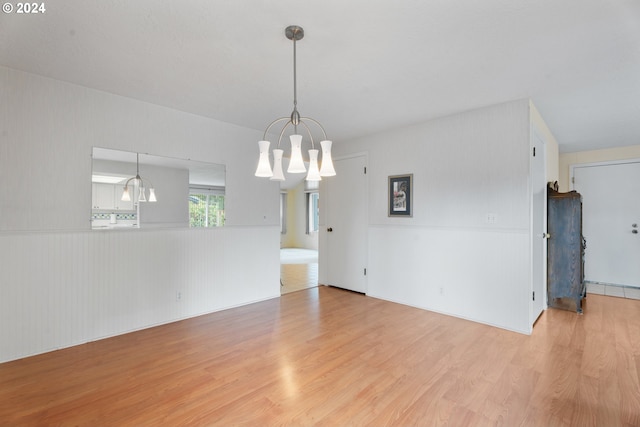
[278,168,320,294]
[280,248,318,294]
[572,160,640,289]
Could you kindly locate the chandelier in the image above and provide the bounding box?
[255,25,336,182]
[121,153,157,203]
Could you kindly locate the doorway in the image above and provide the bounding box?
[280,248,318,294]
[572,160,640,290]
[280,181,320,294]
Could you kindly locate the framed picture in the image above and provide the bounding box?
[388,174,413,217]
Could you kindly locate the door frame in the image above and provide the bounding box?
[530,125,548,327]
[570,158,640,190]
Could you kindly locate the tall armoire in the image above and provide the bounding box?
[547,186,586,313]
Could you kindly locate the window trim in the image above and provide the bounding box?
[306,191,319,234]
[189,186,225,228]
[280,192,287,234]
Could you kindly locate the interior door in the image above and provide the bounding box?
[531,129,546,324]
[323,155,367,293]
[573,161,640,287]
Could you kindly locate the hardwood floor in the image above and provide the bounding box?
[1,287,639,426]
[280,262,318,294]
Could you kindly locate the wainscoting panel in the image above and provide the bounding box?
[0,227,280,363]
[0,232,91,361]
[367,225,531,334]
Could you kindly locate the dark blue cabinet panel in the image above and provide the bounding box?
[547,188,586,313]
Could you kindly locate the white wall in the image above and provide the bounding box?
[530,101,560,185]
[326,99,534,333]
[0,67,281,363]
[280,185,300,248]
[0,67,280,230]
[0,66,558,359]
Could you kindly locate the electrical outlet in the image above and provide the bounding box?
[439,286,444,296]
[486,213,497,224]
[176,291,182,301]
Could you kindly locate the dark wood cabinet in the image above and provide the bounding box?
[547,187,586,313]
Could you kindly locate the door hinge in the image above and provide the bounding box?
[532,291,535,301]
[364,166,367,174]
[533,147,536,157]
[571,176,575,184]
[364,268,367,276]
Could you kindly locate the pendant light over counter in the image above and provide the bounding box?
[121,153,157,203]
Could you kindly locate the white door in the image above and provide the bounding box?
[323,155,367,293]
[531,129,546,324]
[573,161,640,287]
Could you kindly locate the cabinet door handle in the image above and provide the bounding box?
[327,227,333,232]
[543,233,551,239]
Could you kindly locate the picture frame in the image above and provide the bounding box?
[388,174,413,217]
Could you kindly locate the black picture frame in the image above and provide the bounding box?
[388,174,413,217]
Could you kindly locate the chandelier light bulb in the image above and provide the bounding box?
[271,149,285,181]
[287,134,306,173]
[306,149,321,181]
[319,140,336,176]
[138,186,147,203]
[121,186,131,202]
[255,140,273,177]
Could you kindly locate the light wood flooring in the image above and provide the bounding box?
[280,248,319,294]
[281,262,318,294]
[1,287,639,426]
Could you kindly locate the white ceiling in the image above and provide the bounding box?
[1,0,638,153]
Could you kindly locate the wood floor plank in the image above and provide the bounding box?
[1,288,639,426]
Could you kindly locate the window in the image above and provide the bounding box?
[306,192,319,233]
[280,192,287,234]
[189,186,225,227]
